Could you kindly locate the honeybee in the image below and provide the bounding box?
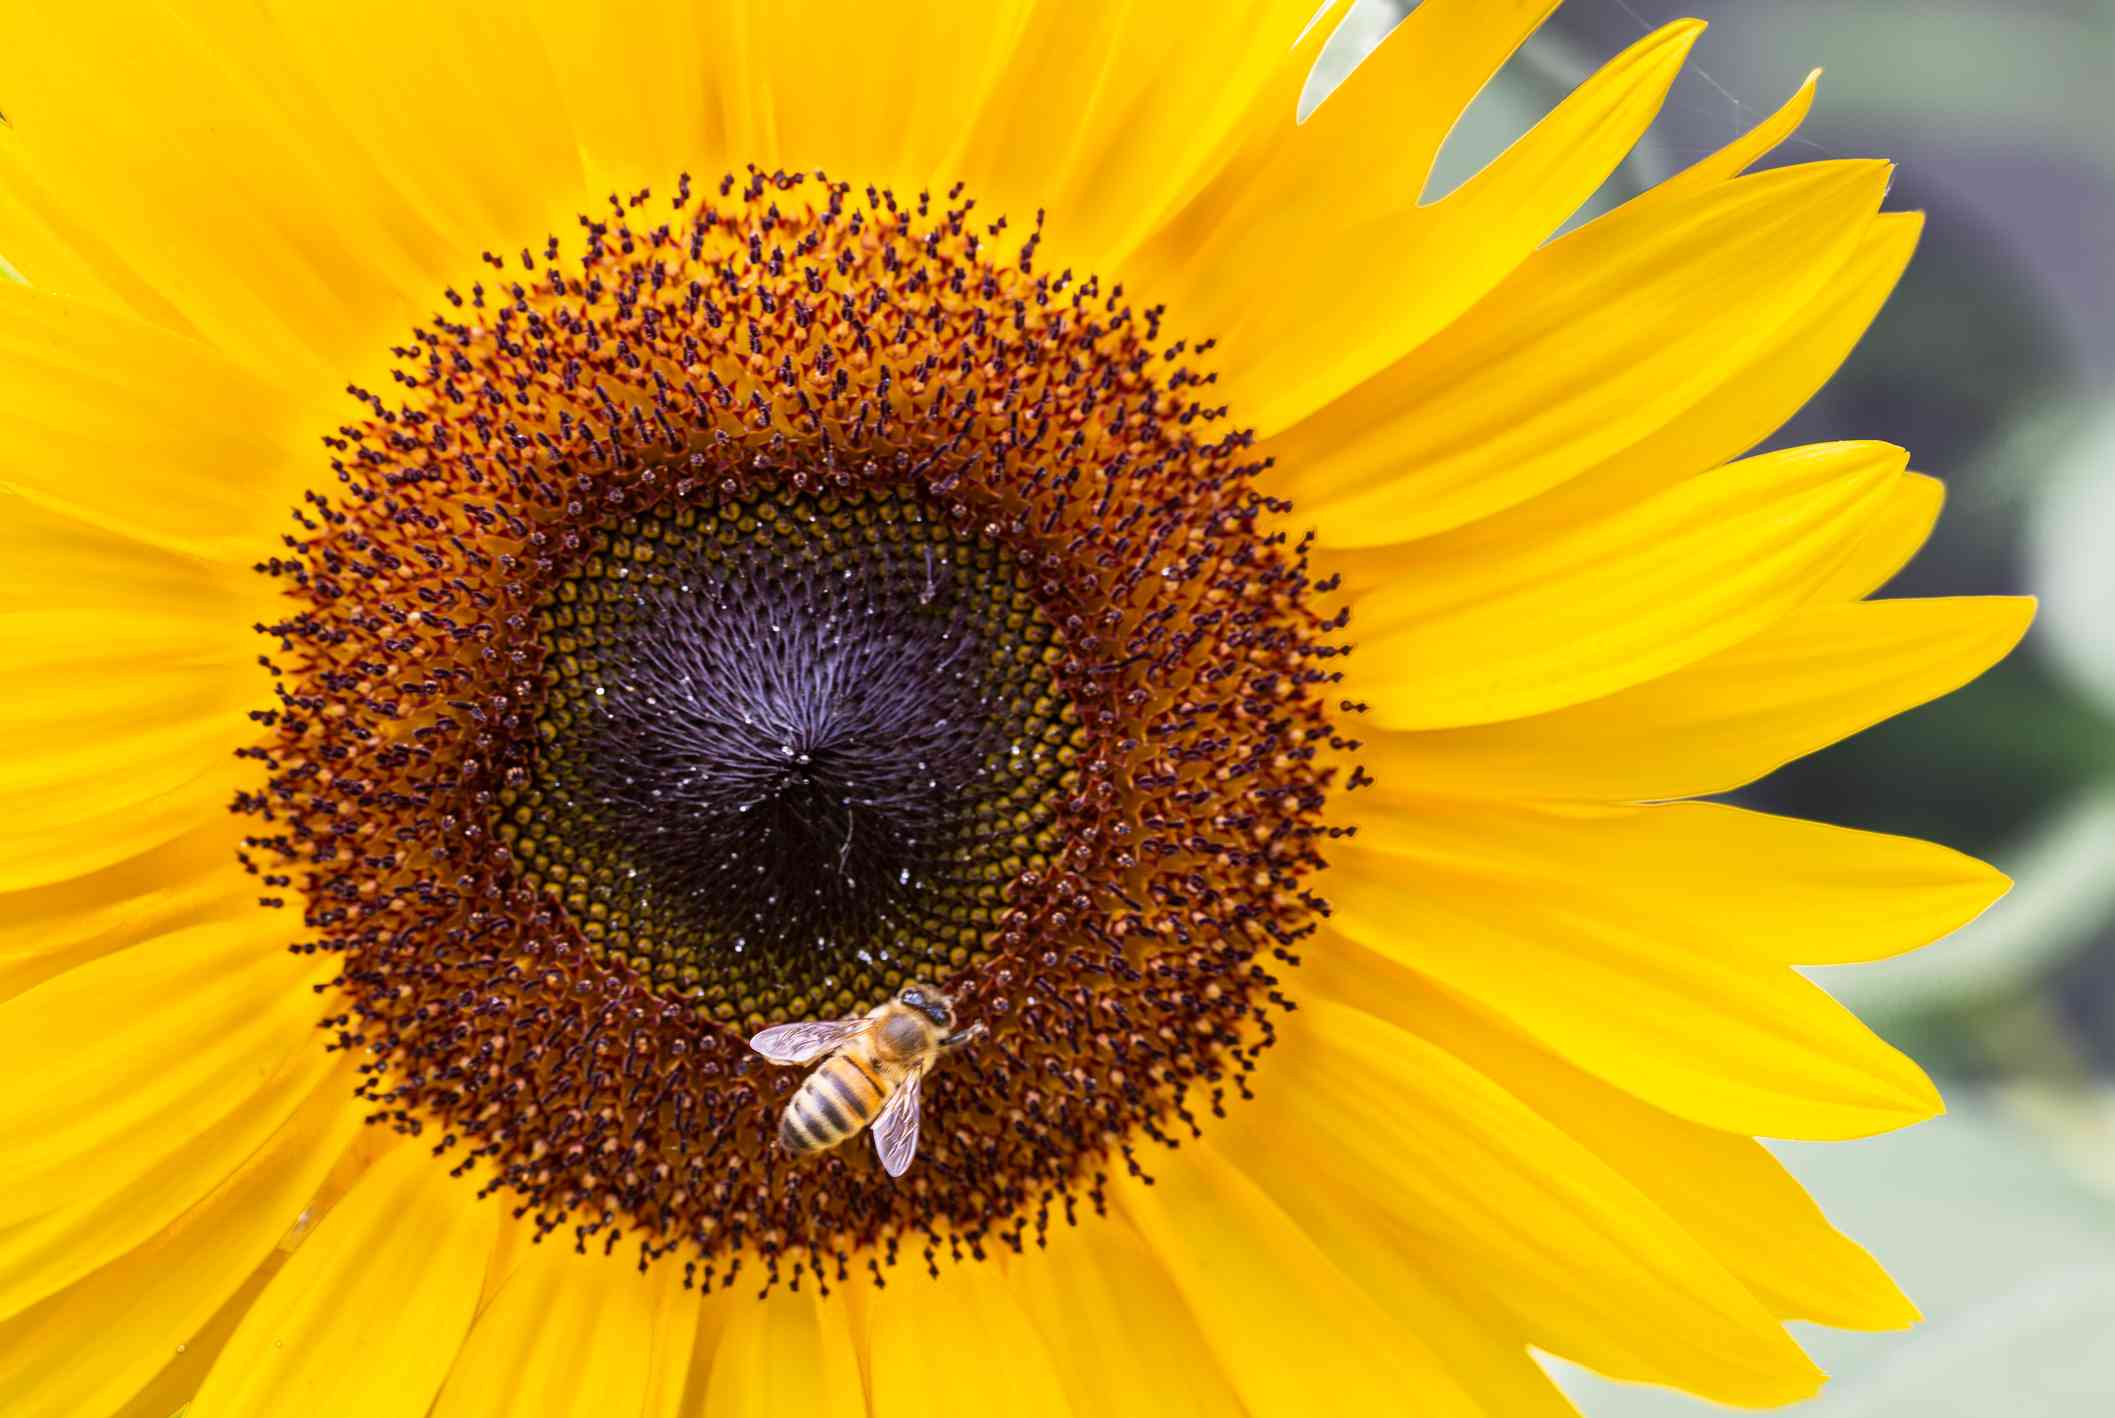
[749,983,984,1176]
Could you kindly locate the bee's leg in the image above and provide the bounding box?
[941,1021,988,1051]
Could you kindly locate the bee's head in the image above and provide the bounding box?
[897,983,954,1029]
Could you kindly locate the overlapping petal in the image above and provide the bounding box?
[0,1078,362,1418]
[0,917,327,1224]
[1117,1137,1491,1416]
[430,1241,663,1418]
[1347,441,1909,728]
[1368,595,2033,801]
[189,1140,499,1418]
[1327,838,1947,1138]
[1147,19,1705,437]
[1305,939,1921,1330]
[1282,160,1893,544]
[1209,1000,1825,1406]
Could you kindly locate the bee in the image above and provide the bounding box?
[749,983,984,1176]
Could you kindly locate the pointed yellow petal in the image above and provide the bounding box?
[0,1078,361,1418]
[1369,595,2035,800]
[1349,441,1906,728]
[0,731,236,848]
[431,1241,661,1418]
[1310,937,1921,1330]
[1296,0,1568,217]
[1116,1137,1488,1416]
[1329,206,1921,568]
[1163,20,1701,437]
[189,1140,497,1418]
[1214,1000,1825,1404]
[1809,471,1946,602]
[1287,160,1889,544]
[1327,843,1945,1138]
[1661,69,1823,193]
[1136,0,1560,286]
[0,917,324,1225]
[1348,797,2010,966]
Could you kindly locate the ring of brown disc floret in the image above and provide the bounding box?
[235,167,1356,1293]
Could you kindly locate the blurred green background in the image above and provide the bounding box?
[1313,0,2115,1411]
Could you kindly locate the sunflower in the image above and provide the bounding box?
[0,1,2032,1414]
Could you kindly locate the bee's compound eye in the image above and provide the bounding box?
[900,988,925,1007]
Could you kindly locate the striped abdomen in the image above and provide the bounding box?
[779,1053,889,1154]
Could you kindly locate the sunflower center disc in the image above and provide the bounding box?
[505,485,1078,1022]
[241,166,1346,1284]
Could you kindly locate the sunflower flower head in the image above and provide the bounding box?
[0,3,2033,1415]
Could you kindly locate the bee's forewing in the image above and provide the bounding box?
[872,1067,923,1177]
[749,1017,867,1065]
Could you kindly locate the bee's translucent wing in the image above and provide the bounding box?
[872,1066,923,1178]
[749,1017,867,1065]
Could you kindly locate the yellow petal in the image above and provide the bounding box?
[1290,0,1567,222]
[0,759,235,891]
[1115,1135,1488,1416]
[0,723,236,838]
[1285,160,1888,544]
[0,1033,337,1322]
[0,4,474,385]
[1809,470,1946,602]
[641,1262,722,1418]
[1348,441,1906,728]
[0,284,300,554]
[1334,207,1922,566]
[868,1263,1070,1418]
[0,624,246,887]
[1010,1211,1247,1418]
[430,1240,661,1418]
[0,1075,361,1418]
[0,917,324,1225]
[1309,937,1921,1330]
[1348,797,2010,967]
[1368,595,2035,801]
[0,492,258,626]
[1192,1140,1584,1417]
[1152,19,1701,438]
[189,1139,498,1418]
[0,820,247,1003]
[701,1283,866,1418]
[1133,0,1557,289]
[1269,68,1852,550]
[1212,1000,1825,1405]
[1326,842,1945,1139]
[0,164,161,325]
[0,509,261,888]
[948,0,1333,274]
[1658,69,1821,193]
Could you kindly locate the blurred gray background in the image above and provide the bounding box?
[1314,2,2115,1412]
